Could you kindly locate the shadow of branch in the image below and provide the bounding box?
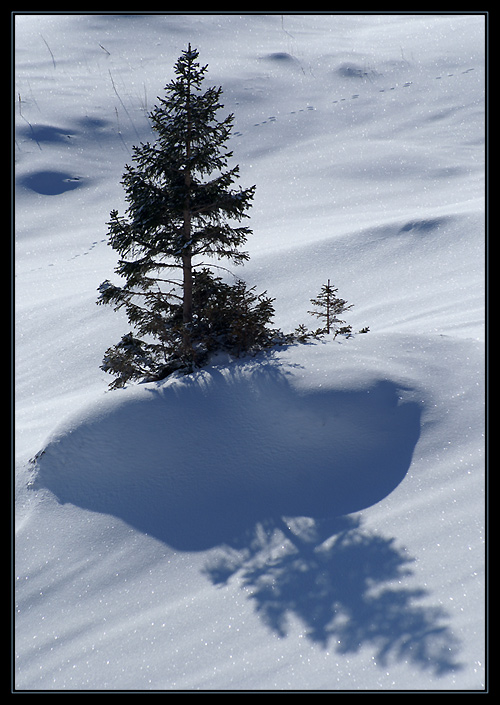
[203,515,462,677]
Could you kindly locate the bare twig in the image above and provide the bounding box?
[40,34,56,69]
[109,70,140,140]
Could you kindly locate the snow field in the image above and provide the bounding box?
[14,13,486,691]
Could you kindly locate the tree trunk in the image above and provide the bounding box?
[182,51,193,347]
[182,251,192,324]
[326,279,331,334]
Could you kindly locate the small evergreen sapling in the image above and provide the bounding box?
[308,279,354,337]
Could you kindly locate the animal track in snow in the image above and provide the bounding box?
[20,238,108,275]
[68,239,107,261]
[19,65,478,273]
[231,66,477,138]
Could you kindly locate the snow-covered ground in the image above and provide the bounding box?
[14,13,486,691]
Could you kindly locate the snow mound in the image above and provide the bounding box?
[32,348,421,551]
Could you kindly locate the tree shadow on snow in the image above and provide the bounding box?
[32,352,462,675]
[203,514,463,677]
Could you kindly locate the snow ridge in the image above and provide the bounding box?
[31,352,422,551]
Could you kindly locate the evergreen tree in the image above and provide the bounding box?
[307,279,354,337]
[98,45,275,388]
[189,268,278,358]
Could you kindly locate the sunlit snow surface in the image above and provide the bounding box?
[15,13,485,691]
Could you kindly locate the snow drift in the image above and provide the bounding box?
[31,350,421,551]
